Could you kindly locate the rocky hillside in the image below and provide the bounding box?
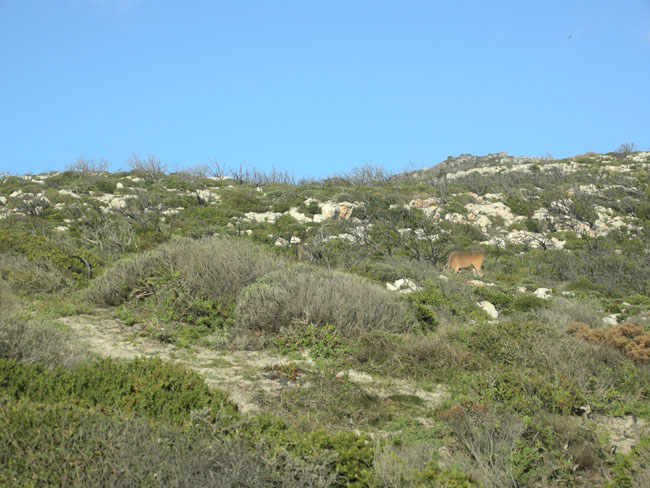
[1,151,649,487]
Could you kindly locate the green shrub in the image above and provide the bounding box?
[606,436,650,488]
[272,323,349,360]
[512,294,548,312]
[235,264,414,336]
[0,229,101,286]
[246,415,373,487]
[408,280,484,328]
[473,286,512,312]
[0,357,238,424]
[0,400,335,488]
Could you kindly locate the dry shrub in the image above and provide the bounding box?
[536,296,604,329]
[0,277,18,313]
[568,321,650,363]
[0,316,88,369]
[372,441,437,488]
[235,264,414,337]
[0,253,68,294]
[353,328,481,380]
[85,236,284,307]
[442,405,526,488]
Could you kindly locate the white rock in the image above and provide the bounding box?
[479,301,499,319]
[287,207,312,223]
[603,314,620,326]
[244,211,282,223]
[274,237,289,247]
[116,182,124,189]
[54,226,68,232]
[516,286,527,293]
[534,288,552,299]
[0,196,6,205]
[58,189,80,199]
[290,236,302,244]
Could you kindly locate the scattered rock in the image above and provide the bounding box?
[244,211,282,223]
[603,314,620,326]
[274,237,289,247]
[386,278,421,294]
[478,301,499,319]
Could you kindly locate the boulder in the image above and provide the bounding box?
[478,301,499,319]
[534,288,552,299]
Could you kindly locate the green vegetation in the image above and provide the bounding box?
[1,152,649,486]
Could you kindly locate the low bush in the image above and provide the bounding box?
[372,441,477,487]
[245,415,374,486]
[452,321,650,416]
[84,236,285,326]
[408,280,484,328]
[0,316,87,369]
[473,286,512,312]
[0,400,335,488]
[568,321,650,363]
[0,357,238,424]
[511,294,547,312]
[0,278,17,313]
[235,264,414,337]
[606,436,650,488]
[0,229,101,285]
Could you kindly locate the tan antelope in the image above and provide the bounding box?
[444,251,485,277]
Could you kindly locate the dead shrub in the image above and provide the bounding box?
[235,264,415,337]
[568,321,650,363]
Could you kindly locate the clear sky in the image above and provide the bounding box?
[1,1,649,178]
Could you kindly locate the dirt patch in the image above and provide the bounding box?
[59,315,447,415]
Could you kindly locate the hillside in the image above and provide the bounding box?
[1,150,649,487]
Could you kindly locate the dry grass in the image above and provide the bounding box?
[234,264,415,337]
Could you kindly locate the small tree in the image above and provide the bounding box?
[127,153,166,181]
[66,157,110,174]
[615,142,637,155]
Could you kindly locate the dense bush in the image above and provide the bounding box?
[0,356,238,424]
[0,315,88,369]
[235,264,415,337]
[408,280,484,327]
[85,236,285,325]
[568,321,650,363]
[0,400,337,487]
[0,229,100,284]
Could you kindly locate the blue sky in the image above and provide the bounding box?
[1,1,649,178]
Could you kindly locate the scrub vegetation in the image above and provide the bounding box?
[1,150,649,486]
